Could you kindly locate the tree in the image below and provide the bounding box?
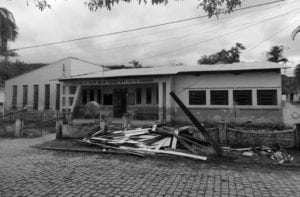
[295,64,300,87]
[30,0,243,17]
[129,60,142,68]
[0,7,18,57]
[197,42,245,64]
[266,45,288,63]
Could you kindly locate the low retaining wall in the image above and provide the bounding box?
[225,128,296,148]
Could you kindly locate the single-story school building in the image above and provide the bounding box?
[60,62,283,125]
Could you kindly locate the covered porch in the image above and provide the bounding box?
[60,77,174,122]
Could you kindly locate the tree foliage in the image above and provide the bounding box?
[0,7,18,56]
[266,45,288,63]
[32,0,243,17]
[295,64,300,87]
[197,42,245,64]
[0,60,46,85]
[129,59,142,68]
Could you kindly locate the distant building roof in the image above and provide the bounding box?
[61,62,284,81]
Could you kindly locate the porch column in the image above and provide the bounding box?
[158,77,174,122]
[158,82,164,121]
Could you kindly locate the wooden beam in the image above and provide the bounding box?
[169,91,222,156]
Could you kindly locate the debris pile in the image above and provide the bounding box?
[223,145,294,164]
[77,125,217,160]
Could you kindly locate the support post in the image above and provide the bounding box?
[218,121,227,145]
[296,124,300,150]
[169,91,222,156]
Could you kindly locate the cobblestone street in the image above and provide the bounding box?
[0,134,299,197]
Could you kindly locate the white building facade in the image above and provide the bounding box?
[60,62,283,125]
[4,57,102,118]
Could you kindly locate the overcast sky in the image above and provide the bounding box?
[2,0,300,68]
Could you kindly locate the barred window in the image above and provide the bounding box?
[257,90,277,105]
[23,85,28,108]
[33,85,39,110]
[210,90,228,105]
[44,84,50,110]
[189,91,206,105]
[12,85,17,109]
[233,90,252,105]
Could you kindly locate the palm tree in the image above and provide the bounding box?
[266,45,288,63]
[0,7,18,57]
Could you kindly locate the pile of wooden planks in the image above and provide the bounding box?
[77,125,213,160]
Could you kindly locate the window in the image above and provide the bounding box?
[146,87,152,104]
[82,89,87,104]
[69,97,74,106]
[56,84,60,110]
[189,90,206,105]
[33,85,39,110]
[233,90,252,105]
[62,97,66,106]
[62,86,66,94]
[210,90,228,105]
[44,84,50,110]
[136,88,142,104]
[12,85,17,109]
[128,92,135,105]
[257,90,277,105]
[89,89,95,101]
[69,86,77,94]
[23,85,28,108]
[103,94,113,105]
[97,89,102,104]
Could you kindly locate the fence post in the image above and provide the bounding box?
[40,112,43,136]
[218,121,227,145]
[296,124,300,150]
[15,118,22,137]
[56,113,63,139]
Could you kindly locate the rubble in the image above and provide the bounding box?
[222,144,294,164]
[76,124,214,160]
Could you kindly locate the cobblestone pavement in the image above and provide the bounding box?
[0,135,300,197]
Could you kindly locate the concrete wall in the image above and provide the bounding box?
[282,101,300,127]
[172,70,282,125]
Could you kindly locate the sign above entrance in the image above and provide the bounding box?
[70,78,154,85]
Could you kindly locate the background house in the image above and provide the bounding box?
[4,57,102,119]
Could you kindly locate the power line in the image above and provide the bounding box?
[12,0,285,51]
[247,15,300,51]
[139,7,300,61]
[18,0,293,62]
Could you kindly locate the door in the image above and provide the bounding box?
[113,88,127,118]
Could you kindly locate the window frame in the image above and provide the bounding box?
[233,90,252,106]
[33,85,39,110]
[210,90,229,105]
[136,88,142,104]
[257,89,278,106]
[189,90,206,105]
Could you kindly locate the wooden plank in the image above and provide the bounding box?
[169,91,222,156]
[133,148,207,160]
[154,137,171,150]
[171,129,179,149]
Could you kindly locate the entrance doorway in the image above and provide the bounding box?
[113,88,127,118]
